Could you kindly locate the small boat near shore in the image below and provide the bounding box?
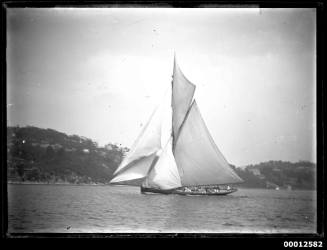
[110,56,243,195]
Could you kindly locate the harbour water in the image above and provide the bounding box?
[7,184,316,233]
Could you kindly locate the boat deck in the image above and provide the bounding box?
[141,186,237,196]
[172,188,237,196]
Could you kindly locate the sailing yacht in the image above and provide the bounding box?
[110,57,243,195]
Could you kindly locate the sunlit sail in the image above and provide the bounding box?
[110,56,243,195]
[143,138,182,190]
[174,101,243,186]
[171,57,196,147]
[111,90,172,183]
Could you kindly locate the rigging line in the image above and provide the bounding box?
[171,78,175,149]
[171,54,177,148]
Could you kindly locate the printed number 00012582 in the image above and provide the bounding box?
[283,241,323,248]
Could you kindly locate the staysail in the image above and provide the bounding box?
[174,100,243,186]
[109,153,157,184]
[110,89,172,184]
[143,138,182,190]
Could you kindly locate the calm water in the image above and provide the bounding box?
[7,184,316,233]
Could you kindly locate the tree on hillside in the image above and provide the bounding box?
[16,163,24,180]
[57,148,66,158]
[46,146,55,159]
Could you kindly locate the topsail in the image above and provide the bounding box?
[171,57,196,147]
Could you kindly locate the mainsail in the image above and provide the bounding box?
[110,57,243,189]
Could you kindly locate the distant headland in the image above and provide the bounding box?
[7,126,316,190]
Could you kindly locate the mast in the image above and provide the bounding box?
[171,55,175,150]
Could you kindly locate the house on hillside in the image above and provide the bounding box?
[248,168,265,179]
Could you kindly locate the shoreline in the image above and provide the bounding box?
[7,181,110,186]
[6,182,316,191]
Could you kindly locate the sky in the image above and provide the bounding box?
[7,8,316,166]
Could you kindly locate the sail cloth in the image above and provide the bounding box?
[112,107,160,177]
[110,58,244,188]
[172,57,196,146]
[143,138,182,190]
[110,154,157,184]
[110,89,173,183]
[174,101,243,186]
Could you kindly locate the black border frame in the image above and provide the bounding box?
[1,1,325,247]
